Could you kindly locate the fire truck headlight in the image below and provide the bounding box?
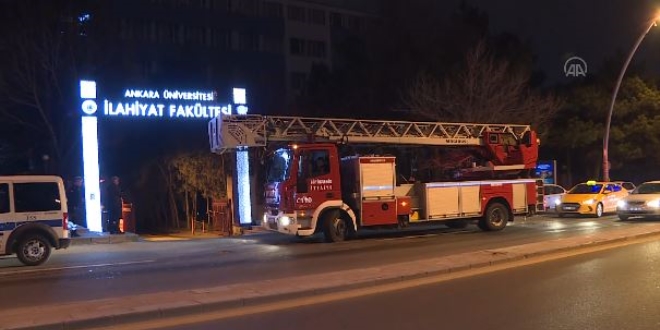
[279,216,291,227]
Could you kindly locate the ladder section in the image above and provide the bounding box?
[209,115,532,153]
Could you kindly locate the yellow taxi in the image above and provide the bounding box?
[556,181,629,218]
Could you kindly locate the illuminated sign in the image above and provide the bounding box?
[81,86,249,120]
[79,80,253,232]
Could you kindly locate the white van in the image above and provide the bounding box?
[0,175,71,266]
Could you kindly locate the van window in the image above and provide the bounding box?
[14,182,61,213]
[0,184,8,213]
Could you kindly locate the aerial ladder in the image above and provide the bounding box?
[208,114,539,177]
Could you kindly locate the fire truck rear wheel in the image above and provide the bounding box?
[323,211,348,243]
[478,202,509,232]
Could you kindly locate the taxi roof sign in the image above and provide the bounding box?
[586,180,597,185]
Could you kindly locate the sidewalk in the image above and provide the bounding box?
[5,222,660,330]
[71,225,268,244]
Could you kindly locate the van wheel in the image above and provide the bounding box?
[16,234,52,266]
[478,202,509,232]
[323,211,348,243]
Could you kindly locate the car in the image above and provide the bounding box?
[616,181,660,220]
[556,181,629,218]
[542,184,566,212]
[614,181,636,192]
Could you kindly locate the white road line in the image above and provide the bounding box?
[0,259,156,276]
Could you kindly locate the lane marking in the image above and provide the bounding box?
[0,259,156,276]
[92,233,660,330]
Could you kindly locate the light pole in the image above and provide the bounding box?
[603,16,659,182]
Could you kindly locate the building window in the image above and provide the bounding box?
[290,38,305,55]
[290,72,307,90]
[309,9,325,25]
[184,25,205,45]
[263,1,283,18]
[119,19,133,40]
[287,5,306,22]
[307,40,326,58]
[263,35,284,53]
[238,32,259,51]
[347,15,364,31]
[330,12,343,27]
[229,0,258,15]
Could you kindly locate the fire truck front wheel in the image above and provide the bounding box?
[322,210,349,243]
[478,202,510,232]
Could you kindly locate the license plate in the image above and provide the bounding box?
[564,206,577,211]
[631,207,643,211]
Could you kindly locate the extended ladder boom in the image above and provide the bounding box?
[209,115,532,154]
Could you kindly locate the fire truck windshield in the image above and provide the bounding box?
[266,148,292,182]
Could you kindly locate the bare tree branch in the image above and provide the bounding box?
[403,40,562,136]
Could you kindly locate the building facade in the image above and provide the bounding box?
[91,0,379,112]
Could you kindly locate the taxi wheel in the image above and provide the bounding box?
[618,214,629,221]
[593,203,604,218]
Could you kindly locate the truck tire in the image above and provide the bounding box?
[323,211,348,243]
[478,202,509,232]
[445,220,468,229]
[16,234,52,266]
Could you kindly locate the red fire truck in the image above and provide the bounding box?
[209,115,543,242]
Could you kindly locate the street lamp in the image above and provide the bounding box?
[603,14,660,182]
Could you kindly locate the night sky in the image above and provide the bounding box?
[458,0,660,83]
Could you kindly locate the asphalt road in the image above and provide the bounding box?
[167,236,660,330]
[0,213,653,310]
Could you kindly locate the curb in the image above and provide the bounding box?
[70,233,140,245]
[5,224,660,330]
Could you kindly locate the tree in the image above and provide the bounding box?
[170,152,227,230]
[547,75,660,184]
[0,1,87,173]
[403,41,562,134]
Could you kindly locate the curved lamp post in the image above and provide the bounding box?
[603,16,659,182]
